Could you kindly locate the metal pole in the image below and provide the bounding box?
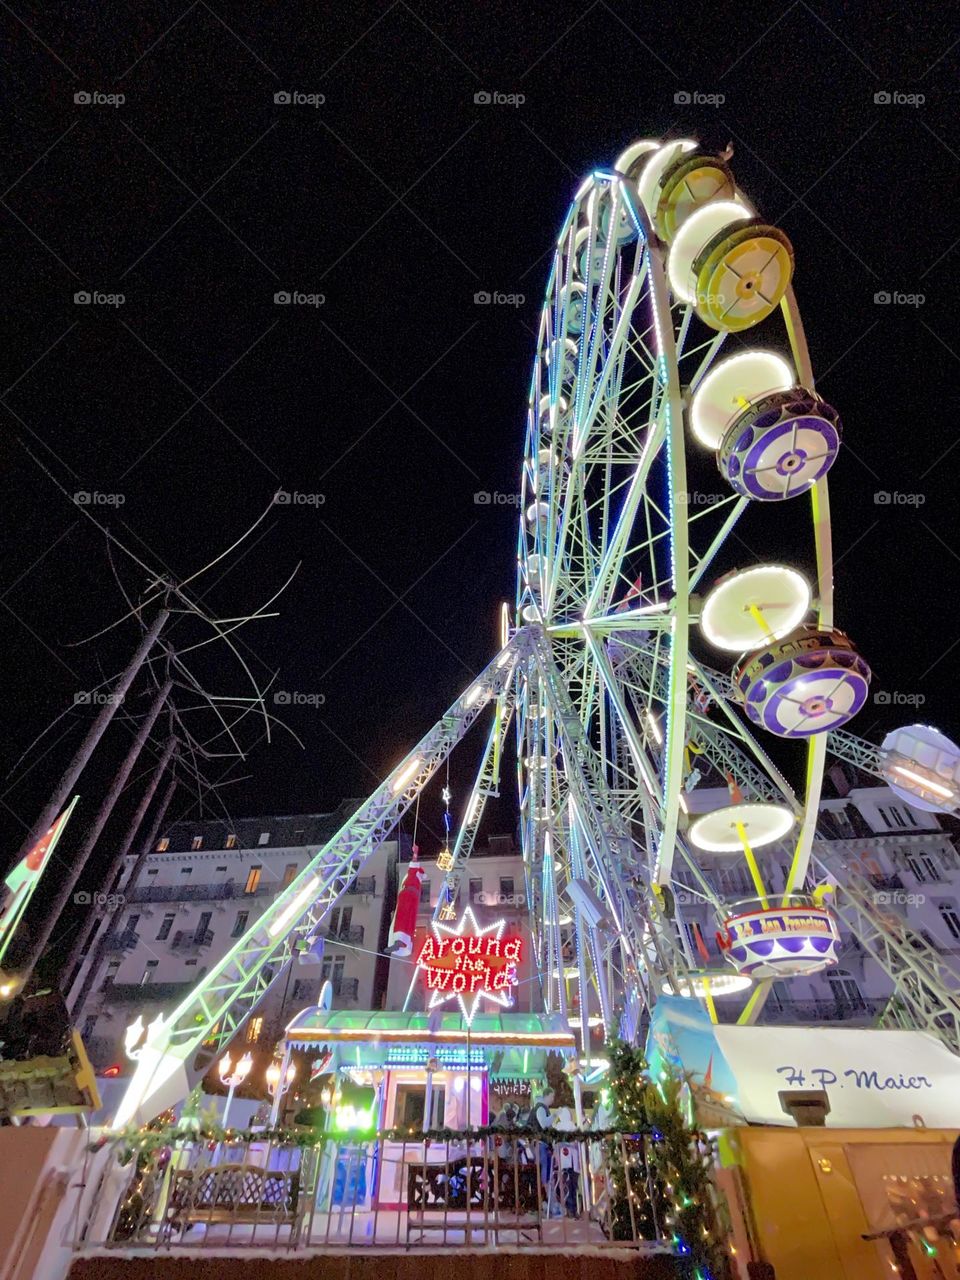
[18,676,173,980]
[269,1044,294,1127]
[8,609,168,873]
[222,1081,237,1129]
[64,733,177,993]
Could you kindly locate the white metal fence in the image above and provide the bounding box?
[72,1129,675,1254]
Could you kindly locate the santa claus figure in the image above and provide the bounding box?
[388,855,425,956]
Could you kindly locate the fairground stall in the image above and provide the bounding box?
[280,1007,578,1210]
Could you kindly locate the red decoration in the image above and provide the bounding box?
[389,857,425,957]
[415,907,522,1023]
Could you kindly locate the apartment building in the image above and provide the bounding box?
[70,803,401,1072]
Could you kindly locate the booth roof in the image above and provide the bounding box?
[283,1008,576,1049]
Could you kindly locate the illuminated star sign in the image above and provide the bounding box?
[416,906,522,1026]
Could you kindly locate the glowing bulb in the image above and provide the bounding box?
[392,757,422,793]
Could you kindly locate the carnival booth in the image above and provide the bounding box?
[282,1008,577,1209]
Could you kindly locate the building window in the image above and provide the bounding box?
[225,834,237,849]
[156,913,175,941]
[470,878,483,902]
[246,1016,263,1042]
[244,865,262,894]
[216,864,227,872]
[147,868,158,876]
[140,960,159,986]
[826,969,864,1010]
[156,838,170,852]
[191,836,203,851]
[283,862,298,887]
[185,959,197,967]
[329,906,352,936]
[180,866,193,876]
[921,854,942,882]
[102,960,121,989]
[258,832,270,846]
[419,879,431,904]
[499,877,515,898]
[292,979,313,1001]
[194,911,212,943]
[877,807,892,829]
[231,910,249,938]
[125,914,140,936]
[321,955,345,995]
[394,1083,445,1129]
[905,854,927,884]
[82,1015,97,1041]
[938,902,960,941]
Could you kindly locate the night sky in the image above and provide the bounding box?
[2,1,959,952]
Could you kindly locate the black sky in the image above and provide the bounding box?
[2,1,959,936]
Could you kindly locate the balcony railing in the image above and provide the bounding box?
[101,931,140,952]
[348,876,376,896]
[99,981,197,1004]
[760,997,888,1025]
[73,1128,679,1254]
[125,882,274,904]
[324,924,364,945]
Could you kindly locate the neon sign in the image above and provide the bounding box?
[416,906,522,1025]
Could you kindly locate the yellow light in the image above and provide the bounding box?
[892,765,954,800]
[268,875,320,937]
[391,757,422,793]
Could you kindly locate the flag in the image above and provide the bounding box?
[0,797,78,964]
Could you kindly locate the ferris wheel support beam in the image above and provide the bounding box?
[528,625,687,1005]
[113,637,525,1127]
[582,627,660,798]
[646,247,690,886]
[811,852,960,1055]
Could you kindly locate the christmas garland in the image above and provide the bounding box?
[91,1120,654,1166]
[605,1039,733,1280]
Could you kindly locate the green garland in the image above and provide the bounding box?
[91,1119,652,1166]
[605,1039,733,1280]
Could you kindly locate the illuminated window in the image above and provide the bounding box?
[244,865,262,894]
[246,1016,263,1042]
[191,836,203,851]
[225,834,237,849]
[283,862,298,887]
[258,832,270,846]
[140,961,158,986]
[156,838,170,852]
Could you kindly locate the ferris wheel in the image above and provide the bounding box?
[513,136,870,1044]
[114,137,960,1129]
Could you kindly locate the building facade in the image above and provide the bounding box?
[70,803,400,1072]
[71,809,531,1074]
[673,776,960,1027]
[383,833,536,1014]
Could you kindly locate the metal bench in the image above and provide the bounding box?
[165,1162,302,1239]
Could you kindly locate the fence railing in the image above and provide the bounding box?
[72,1129,678,1254]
